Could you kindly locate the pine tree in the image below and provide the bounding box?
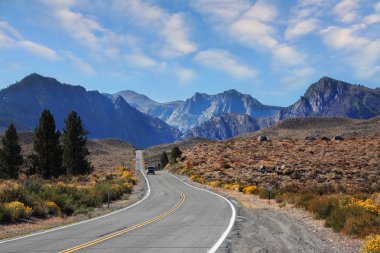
[0,124,23,179]
[62,111,93,175]
[170,146,182,164]
[160,151,169,168]
[32,110,63,179]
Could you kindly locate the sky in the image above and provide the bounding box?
[0,0,380,106]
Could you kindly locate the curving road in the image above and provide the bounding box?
[0,150,235,253]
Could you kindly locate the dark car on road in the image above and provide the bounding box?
[147,167,155,175]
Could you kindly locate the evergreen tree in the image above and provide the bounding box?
[62,111,93,175]
[170,146,182,164]
[0,124,23,179]
[32,110,62,179]
[160,151,169,168]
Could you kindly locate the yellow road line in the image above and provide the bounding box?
[59,175,185,253]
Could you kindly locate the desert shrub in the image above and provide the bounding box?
[243,186,258,195]
[294,192,315,208]
[45,201,60,215]
[3,201,32,222]
[307,196,339,219]
[189,175,206,184]
[208,181,223,188]
[223,183,241,191]
[342,211,380,237]
[361,234,380,253]
[259,188,277,200]
[0,204,10,222]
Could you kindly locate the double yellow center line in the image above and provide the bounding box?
[59,175,185,253]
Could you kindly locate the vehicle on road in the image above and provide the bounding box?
[147,166,155,175]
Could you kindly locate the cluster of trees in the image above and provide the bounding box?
[0,110,92,179]
[159,146,182,169]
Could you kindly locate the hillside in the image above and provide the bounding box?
[0,74,180,147]
[239,116,380,140]
[173,117,380,195]
[277,77,380,120]
[3,131,136,176]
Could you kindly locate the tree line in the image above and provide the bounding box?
[0,110,92,180]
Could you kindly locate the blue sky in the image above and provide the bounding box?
[0,0,380,106]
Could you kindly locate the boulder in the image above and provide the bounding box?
[321,137,331,141]
[333,136,344,141]
[305,136,316,141]
[257,135,268,142]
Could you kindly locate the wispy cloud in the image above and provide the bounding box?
[66,52,95,75]
[333,0,359,23]
[110,0,197,59]
[19,40,60,60]
[194,49,257,78]
[285,18,319,40]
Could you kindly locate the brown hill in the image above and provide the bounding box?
[175,117,380,194]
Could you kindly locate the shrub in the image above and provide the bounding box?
[3,201,32,222]
[45,201,60,215]
[342,212,380,237]
[208,181,223,188]
[259,188,277,200]
[308,196,339,219]
[223,183,241,191]
[294,192,315,208]
[361,234,380,253]
[242,186,258,195]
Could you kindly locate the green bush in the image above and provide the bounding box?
[308,196,339,219]
[294,192,315,208]
[259,188,277,200]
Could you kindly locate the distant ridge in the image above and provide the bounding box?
[277,76,380,120]
[0,73,180,147]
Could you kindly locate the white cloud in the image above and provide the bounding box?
[194,49,257,78]
[19,40,60,60]
[285,18,319,40]
[43,1,135,59]
[333,0,359,23]
[190,0,250,23]
[364,2,380,24]
[321,25,380,79]
[0,21,22,39]
[174,66,195,84]
[109,0,197,59]
[159,13,197,58]
[66,52,95,75]
[273,45,307,66]
[125,52,159,69]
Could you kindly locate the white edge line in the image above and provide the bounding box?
[167,172,236,253]
[0,162,151,244]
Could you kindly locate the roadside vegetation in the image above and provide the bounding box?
[169,138,380,250]
[0,110,137,224]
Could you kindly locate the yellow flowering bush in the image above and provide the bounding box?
[45,201,60,215]
[189,175,206,184]
[352,198,380,214]
[223,183,241,191]
[361,234,380,253]
[4,201,32,221]
[243,185,258,194]
[208,181,223,188]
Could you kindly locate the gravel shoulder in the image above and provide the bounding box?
[0,170,147,240]
[174,173,361,253]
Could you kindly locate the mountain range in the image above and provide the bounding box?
[0,74,180,147]
[115,89,282,132]
[1,73,379,145]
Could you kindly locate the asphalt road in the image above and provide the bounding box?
[0,150,235,253]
